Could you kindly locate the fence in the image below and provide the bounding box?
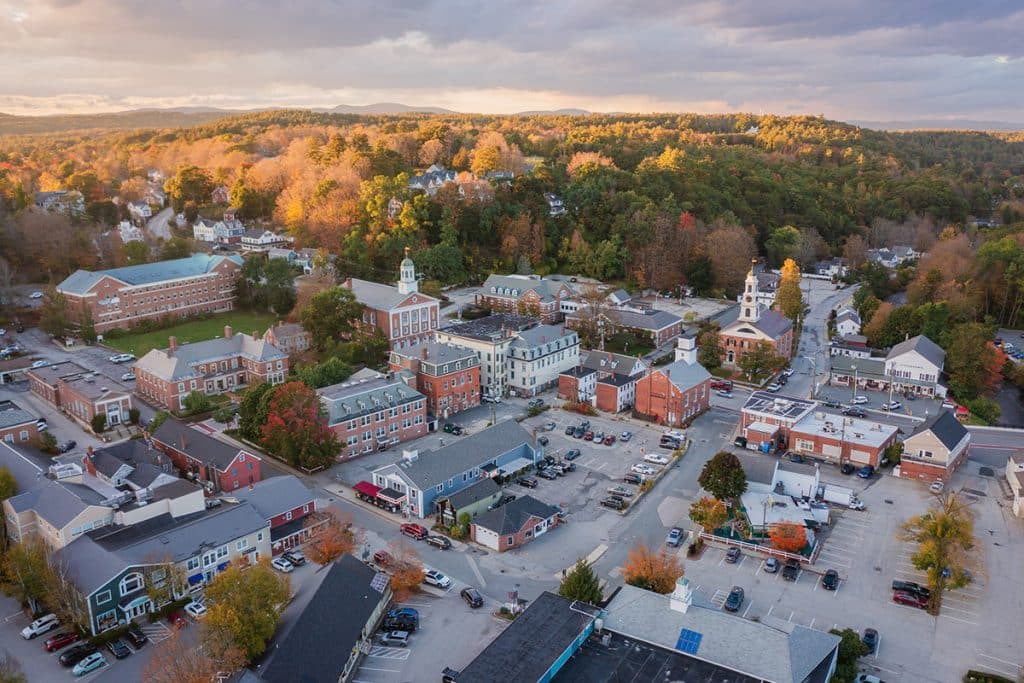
[698,530,815,565]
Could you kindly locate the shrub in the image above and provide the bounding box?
[769,522,808,553]
[128,408,140,425]
[90,413,107,434]
[182,390,213,415]
[148,411,170,432]
[38,431,58,454]
[212,406,236,423]
[964,397,1000,425]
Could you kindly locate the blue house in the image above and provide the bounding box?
[371,420,539,519]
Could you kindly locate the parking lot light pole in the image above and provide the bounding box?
[850,364,858,402]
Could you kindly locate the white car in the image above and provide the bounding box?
[848,498,865,511]
[21,613,58,639]
[29,291,43,299]
[121,372,135,381]
[0,329,6,337]
[423,569,452,589]
[766,383,782,392]
[631,463,656,476]
[851,395,869,405]
[184,601,207,618]
[30,360,49,369]
[882,400,902,411]
[783,367,794,377]
[644,454,670,466]
[664,430,685,441]
[271,557,295,573]
[109,353,136,363]
[929,480,945,494]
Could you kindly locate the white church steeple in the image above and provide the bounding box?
[397,247,418,295]
[739,258,761,323]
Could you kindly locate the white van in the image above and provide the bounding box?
[21,613,58,639]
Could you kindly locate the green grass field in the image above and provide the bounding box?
[103,311,279,357]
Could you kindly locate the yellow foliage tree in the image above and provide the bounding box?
[776,258,803,321]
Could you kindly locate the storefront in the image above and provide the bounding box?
[354,481,404,513]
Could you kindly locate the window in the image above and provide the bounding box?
[257,531,264,543]
[507,536,514,547]
[216,545,228,559]
[285,511,293,521]
[120,572,144,595]
[187,558,200,571]
[435,484,444,493]
[19,430,27,441]
[302,504,309,514]
[236,538,248,551]
[95,590,112,605]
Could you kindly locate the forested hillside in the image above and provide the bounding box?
[1,111,1023,294]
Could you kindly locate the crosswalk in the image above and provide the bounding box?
[140,621,172,643]
[368,646,411,660]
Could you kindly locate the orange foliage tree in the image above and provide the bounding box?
[304,510,360,566]
[142,630,245,683]
[622,542,684,594]
[769,522,808,553]
[387,539,426,601]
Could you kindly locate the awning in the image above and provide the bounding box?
[377,487,406,503]
[118,593,150,610]
[498,457,535,475]
[188,573,203,586]
[217,561,230,572]
[481,463,499,473]
[354,481,381,497]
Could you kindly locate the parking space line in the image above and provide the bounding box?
[742,602,754,618]
[360,666,402,672]
[941,615,979,626]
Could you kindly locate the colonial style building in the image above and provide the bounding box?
[262,322,312,356]
[476,274,573,323]
[192,217,245,244]
[564,306,683,348]
[435,314,535,400]
[828,334,946,399]
[150,418,262,492]
[234,475,323,555]
[133,326,288,410]
[834,308,861,337]
[470,495,560,552]
[343,251,440,350]
[633,359,712,427]
[719,262,794,367]
[558,350,649,413]
[506,324,580,398]
[57,254,243,333]
[899,411,970,482]
[318,375,428,460]
[389,341,481,417]
[28,362,134,430]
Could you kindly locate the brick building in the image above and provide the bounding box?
[898,411,970,482]
[476,274,573,323]
[470,495,560,552]
[434,314,535,400]
[150,418,262,492]
[0,401,38,445]
[318,375,428,460]
[262,321,312,356]
[633,359,712,427]
[56,254,244,333]
[235,475,322,555]
[718,262,793,367]
[28,362,134,429]
[133,326,288,410]
[788,412,899,469]
[389,341,481,418]
[558,350,649,413]
[565,306,683,347]
[739,391,817,450]
[343,251,440,350]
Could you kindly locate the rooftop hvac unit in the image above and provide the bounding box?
[50,463,83,479]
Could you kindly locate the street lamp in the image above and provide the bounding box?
[850,364,858,402]
[802,355,817,399]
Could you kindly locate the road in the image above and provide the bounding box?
[146,207,173,241]
[787,281,858,399]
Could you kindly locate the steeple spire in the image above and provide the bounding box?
[398,247,418,295]
[739,258,760,323]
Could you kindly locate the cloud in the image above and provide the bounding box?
[0,0,1021,121]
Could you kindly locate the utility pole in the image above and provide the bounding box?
[850,364,858,402]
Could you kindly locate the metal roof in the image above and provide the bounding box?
[57,253,243,295]
[317,377,424,426]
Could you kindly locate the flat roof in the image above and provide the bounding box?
[791,412,898,449]
[438,313,536,342]
[742,392,817,423]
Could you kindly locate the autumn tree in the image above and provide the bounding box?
[842,234,869,269]
[765,226,801,267]
[946,323,1004,400]
[161,236,193,260]
[737,341,787,382]
[143,629,245,683]
[0,466,16,503]
[899,492,978,614]
[304,510,359,565]
[622,542,684,594]
[298,286,364,351]
[0,539,49,612]
[236,382,274,442]
[697,326,722,369]
[706,223,757,295]
[387,540,426,601]
[38,287,69,338]
[698,451,748,501]
[260,381,340,471]
[204,559,289,660]
[769,522,808,553]
[558,559,603,605]
[164,165,214,212]
[689,496,728,532]
[775,258,803,321]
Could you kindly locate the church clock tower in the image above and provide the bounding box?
[739,258,761,323]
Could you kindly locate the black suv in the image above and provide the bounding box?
[623,473,643,485]
[107,638,131,659]
[59,643,98,667]
[782,559,801,581]
[125,623,148,648]
[842,407,867,418]
[461,587,484,608]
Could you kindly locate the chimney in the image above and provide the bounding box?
[669,576,694,613]
[224,325,233,339]
[169,336,178,352]
[81,453,96,477]
[421,346,428,360]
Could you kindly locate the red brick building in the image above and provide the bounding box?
[262,322,312,356]
[235,475,324,555]
[389,341,481,418]
[134,326,288,410]
[343,252,440,350]
[633,360,712,427]
[558,350,649,413]
[898,411,970,482]
[470,495,561,552]
[476,274,573,323]
[318,375,428,460]
[150,418,262,493]
[28,362,134,429]
[56,253,243,333]
[565,306,683,347]
[788,412,899,468]
[739,391,817,449]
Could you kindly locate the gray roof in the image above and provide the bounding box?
[911,410,968,452]
[317,377,424,426]
[607,288,631,305]
[443,477,501,511]
[26,361,90,386]
[0,441,46,492]
[344,276,436,311]
[828,355,886,378]
[233,476,315,521]
[750,309,793,339]
[481,274,570,304]
[659,360,712,390]
[439,313,536,343]
[0,401,36,430]
[88,448,134,479]
[602,584,840,683]
[887,335,945,368]
[134,331,286,382]
[391,340,477,365]
[259,555,387,683]
[735,452,778,486]
[376,420,535,491]
[152,419,253,471]
[836,310,861,325]
[471,495,560,535]
[601,307,681,331]
[511,324,576,350]
[57,253,243,295]
[8,477,98,528]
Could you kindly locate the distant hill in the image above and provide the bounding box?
[0,109,237,136]
[513,108,592,116]
[326,102,457,115]
[853,118,1024,132]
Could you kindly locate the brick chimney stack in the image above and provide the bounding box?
[169,336,178,352]
[421,346,428,360]
[224,325,233,339]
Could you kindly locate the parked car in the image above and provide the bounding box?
[565,449,581,461]
[30,359,49,369]
[623,473,643,485]
[383,608,418,632]
[606,485,634,498]
[271,557,295,573]
[373,550,394,567]
[573,427,585,438]
[857,465,875,479]
[536,468,557,480]
[600,496,626,510]
[517,477,538,488]
[851,395,869,405]
[21,613,58,639]
[537,436,549,446]
[564,425,575,436]
[644,454,670,466]
[763,557,779,574]
[184,601,207,618]
[783,367,794,377]
[782,559,800,581]
[724,547,741,564]
[723,586,745,612]
[893,590,928,609]
[891,580,930,600]
[734,436,748,449]
[283,550,306,566]
[125,624,148,648]
[29,291,43,299]
[443,423,464,435]
[631,463,656,475]
[108,353,136,363]
[848,498,865,511]
[788,453,806,464]
[840,463,856,475]
[842,406,867,417]
[120,372,135,381]
[583,431,594,441]
[659,436,681,449]
[603,434,616,446]
[929,480,945,493]
[44,631,80,652]
[823,399,842,409]
[542,421,556,432]
[379,630,410,647]
[167,611,186,629]
[460,587,484,608]
[821,569,840,590]
[882,401,902,411]
[400,523,429,540]
[426,535,452,550]
[57,440,77,453]
[72,651,107,676]
[559,462,576,473]
[424,569,453,589]
[710,379,733,390]
[35,418,48,432]
[854,675,882,683]
[861,628,879,654]
[107,638,132,659]
[527,398,543,409]
[766,382,782,392]
[620,431,633,442]
[715,390,734,398]
[59,643,98,667]
[666,527,683,547]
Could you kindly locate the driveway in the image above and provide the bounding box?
[145,207,173,241]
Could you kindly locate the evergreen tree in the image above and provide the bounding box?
[558,559,604,605]
[698,451,748,501]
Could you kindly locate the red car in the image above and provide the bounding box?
[168,611,187,629]
[373,550,394,567]
[892,590,928,609]
[400,523,429,540]
[44,631,80,652]
[603,434,616,446]
[584,431,594,441]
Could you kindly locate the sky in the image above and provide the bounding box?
[1,0,1022,122]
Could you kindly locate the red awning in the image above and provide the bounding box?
[353,481,381,497]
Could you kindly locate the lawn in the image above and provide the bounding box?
[103,311,279,357]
